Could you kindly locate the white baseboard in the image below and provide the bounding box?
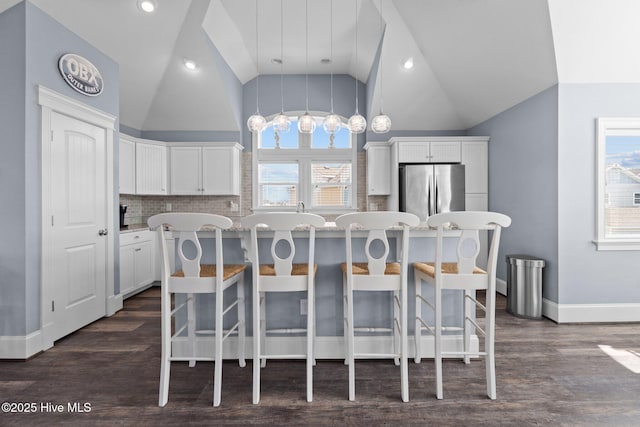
[172,335,479,360]
[107,294,123,316]
[0,331,43,359]
[543,299,640,323]
[496,278,507,296]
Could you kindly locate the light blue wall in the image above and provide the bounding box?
[0,1,119,336]
[0,2,27,336]
[119,123,141,139]
[557,83,640,304]
[468,85,559,302]
[140,130,240,142]
[242,74,367,150]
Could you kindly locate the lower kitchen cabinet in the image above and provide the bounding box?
[120,230,155,298]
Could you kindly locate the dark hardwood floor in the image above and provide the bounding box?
[1,288,639,425]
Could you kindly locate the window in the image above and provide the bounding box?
[253,115,356,212]
[596,118,640,250]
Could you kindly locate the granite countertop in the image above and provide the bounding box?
[120,223,149,233]
[129,220,436,233]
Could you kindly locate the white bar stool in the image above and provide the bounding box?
[336,211,419,402]
[414,211,511,399]
[241,212,325,404]
[148,213,247,407]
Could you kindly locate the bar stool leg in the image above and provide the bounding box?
[187,293,196,368]
[414,274,422,363]
[463,290,472,364]
[252,279,261,404]
[435,283,443,400]
[213,287,224,407]
[238,276,246,368]
[401,285,409,402]
[393,290,400,366]
[260,292,267,368]
[347,284,356,401]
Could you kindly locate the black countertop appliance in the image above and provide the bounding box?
[119,204,127,229]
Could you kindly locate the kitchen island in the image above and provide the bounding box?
[163,222,479,360]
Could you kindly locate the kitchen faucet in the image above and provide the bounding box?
[296,201,305,213]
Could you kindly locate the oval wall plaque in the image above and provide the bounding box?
[58,53,104,97]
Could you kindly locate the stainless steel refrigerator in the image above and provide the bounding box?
[399,164,465,220]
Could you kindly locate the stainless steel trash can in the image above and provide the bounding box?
[506,255,545,319]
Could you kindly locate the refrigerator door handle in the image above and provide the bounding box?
[428,174,434,217]
[435,175,440,214]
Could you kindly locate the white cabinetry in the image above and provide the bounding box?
[119,230,155,298]
[170,143,242,195]
[461,139,488,194]
[397,140,461,163]
[169,146,201,194]
[364,142,391,195]
[136,142,167,195]
[119,135,136,194]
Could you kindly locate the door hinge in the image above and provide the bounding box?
[51,215,54,226]
[51,300,55,312]
[50,130,54,142]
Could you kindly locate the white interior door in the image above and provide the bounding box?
[49,111,107,341]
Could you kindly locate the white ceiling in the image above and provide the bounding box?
[2,0,638,133]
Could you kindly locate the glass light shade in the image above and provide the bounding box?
[298,112,316,134]
[322,114,341,134]
[371,113,391,133]
[273,113,291,133]
[348,113,367,134]
[247,113,266,133]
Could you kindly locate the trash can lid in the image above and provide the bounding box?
[506,254,545,267]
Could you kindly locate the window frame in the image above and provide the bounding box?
[252,113,358,214]
[595,117,640,250]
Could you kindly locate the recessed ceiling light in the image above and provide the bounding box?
[183,59,198,71]
[401,57,414,70]
[138,0,157,13]
[271,58,282,65]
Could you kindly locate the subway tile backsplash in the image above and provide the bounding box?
[120,152,386,226]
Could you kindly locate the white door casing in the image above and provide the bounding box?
[39,86,118,352]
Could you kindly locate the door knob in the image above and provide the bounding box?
[98,228,108,236]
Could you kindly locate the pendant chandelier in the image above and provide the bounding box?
[298,0,316,134]
[247,0,266,133]
[371,0,391,133]
[273,0,291,133]
[348,0,366,134]
[323,0,341,135]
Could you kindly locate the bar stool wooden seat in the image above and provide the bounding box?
[148,213,247,407]
[336,211,420,402]
[414,211,511,399]
[241,212,325,404]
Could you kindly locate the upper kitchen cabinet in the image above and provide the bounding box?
[119,135,136,194]
[170,143,242,195]
[396,138,461,163]
[136,141,167,195]
[364,142,391,195]
[119,134,168,195]
[461,139,488,194]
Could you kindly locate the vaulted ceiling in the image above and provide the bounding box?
[2,0,639,133]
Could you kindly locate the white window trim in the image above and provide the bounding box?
[594,117,640,250]
[252,112,358,213]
